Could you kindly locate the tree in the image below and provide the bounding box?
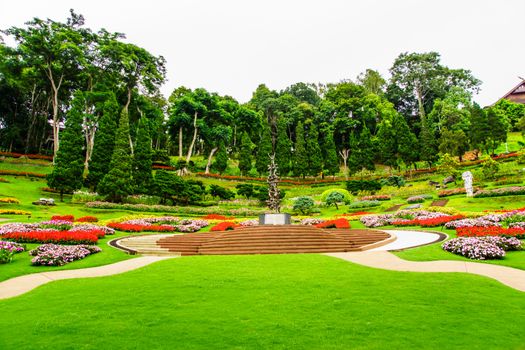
[481,156,500,180]
[357,126,375,171]
[306,123,322,176]
[47,91,85,201]
[437,153,460,179]
[132,116,154,193]
[419,116,439,167]
[484,107,510,155]
[347,132,361,175]
[357,69,386,95]
[293,122,308,178]
[213,141,228,174]
[293,196,315,214]
[438,128,469,161]
[255,123,273,175]
[86,94,119,189]
[153,170,179,204]
[322,130,339,177]
[275,119,292,176]
[393,113,418,168]
[98,109,134,202]
[492,99,525,130]
[468,103,489,159]
[209,184,234,200]
[238,132,254,176]
[325,191,345,210]
[376,118,397,169]
[236,184,255,198]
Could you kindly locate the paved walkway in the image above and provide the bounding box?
[326,251,525,292]
[0,256,174,300]
[370,230,443,251]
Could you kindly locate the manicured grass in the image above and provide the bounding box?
[0,254,524,349]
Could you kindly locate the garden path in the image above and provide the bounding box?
[0,256,175,300]
[326,251,525,292]
[369,230,444,251]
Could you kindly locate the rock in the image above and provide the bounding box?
[405,203,422,209]
[32,198,56,206]
[428,180,440,186]
[443,176,455,185]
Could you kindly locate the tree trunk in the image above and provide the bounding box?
[60,190,64,202]
[339,149,350,180]
[204,147,218,174]
[45,65,63,162]
[186,112,198,163]
[416,85,425,119]
[178,126,183,158]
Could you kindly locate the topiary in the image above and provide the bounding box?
[293,196,315,215]
[320,189,352,204]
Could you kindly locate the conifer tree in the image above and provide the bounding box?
[275,120,292,176]
[214,140,228,174]
[357,126,375,171]
[468,103,489,158]
[132,116,154,193]
[86,94,118,190]
[47,92,85,201]
[255,123,272,175]
[347,131,361,175]
[376,118,397,169]
[322,130,339,176]
[419,116,439,167]
[306,123,323,176]
[238,131,253,176]
[293,121,308,178]
[98,109,134,202]
[393,113,418,168]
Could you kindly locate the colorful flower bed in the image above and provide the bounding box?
[0,170,46,178]
[407,194,433,203]
[392,215,465,227]
[301,218,325,226]
[348,200,381,209]
[315,218,350,229]
[442,237,522,260]
[51,215,74,222]
[0,241,25,264]
[29,244,101,266]
[1,230,100,244]
[474,186,525,198]
[437,188,467,197]
[108,217,208,233]
[210,222,239,231]
[444,218,501,229]
[0,209,31,215]
[239,219,258,226]
[456,226,525,239]
[360,195,390,201]
[107,223,175,232]
[0,197,19,204]
[201,214,234,220]
[0,151,53,160]
[76,216,99,222]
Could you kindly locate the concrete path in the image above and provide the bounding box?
[326,251,525,292]
[0,256,174,300]
[370,230,443,251]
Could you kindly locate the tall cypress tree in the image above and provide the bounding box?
[306,123,323,176]
[87,94,118,190]
[347,131,361,175]
[238,131,253,176]
[132,116,154,193]
[214,140,228,174]
[47,92,85,201]
[255,123,272,175]
[393,113,418,168]
[376,118,397,169]
[468,103,489,158]
[293,121,308,178]
[358,126,375,171]
[98,109,134,202]
[275,119,292,176]
[323,130,339,177]
[420,116,438,167]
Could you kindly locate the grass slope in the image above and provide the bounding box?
[1,254,524,349]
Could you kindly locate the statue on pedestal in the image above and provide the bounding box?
[462,171,473,197]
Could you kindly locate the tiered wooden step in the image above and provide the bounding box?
[157,226,391,256]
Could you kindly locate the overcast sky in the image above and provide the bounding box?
[1,0,524,105]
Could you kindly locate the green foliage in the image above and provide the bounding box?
[481,156,500,180]
[255,123,272,175]
[320,189,352,204]
[293,122,308,177]
[275,120,292,176]
[293,196,315,214]
[357,127,375,171]
[437,153,460,179]
[438,128,469,160]
[255,186,286,204]
[236,184,256,199]
[419,117,439,166]
[306,123,322,176]
[382,175,406,188]
[484,107,510,154]
[376,118,397,168]
[47,92,85,201]
[346,180,382,194]
[493,99,525,130]
[213,141,228,174]
[347,200,381,209]
[322,130,339,176]
[97,109,134,202]
[238,132,253,176]
[325,192,345,209]
[86,94,118,189]
[208,184,234,200]
[393,113,418,167]
[132,116,154,194]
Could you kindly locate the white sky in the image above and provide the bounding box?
[1,0,524,106]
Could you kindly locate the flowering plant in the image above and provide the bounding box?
[456,226,525,239]
[210,222,239,231]
[1,230,99,244]
[360,195,390,201]
[0,209,31,215]
[442,236,522,260]
[0,197,19,204]
[0,241,25,264]
[301,218,325,226]
[76,216,98,222]
[201,214,234,220]
[51,215,74,222]
[29,244,101,266]
[407,194,433,203]
[239,219,258,226]
[315,218,350,229]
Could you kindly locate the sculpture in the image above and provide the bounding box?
[266,153,280,213]
[461,171,473,197]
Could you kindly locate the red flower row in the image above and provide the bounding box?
[0,170,46,178]
[210,222,239,231]
[201,214,234,220]
[1,230,100,244]
[315,218,350,229]
[0,151,53,160]
[456,226,525,238]
[107,223,175,232]
[76,216,99,222]
[52,215,74,222]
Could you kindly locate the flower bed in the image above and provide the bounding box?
[29,244,101,266]
[0,170,46,178]
[348,200,381,209]
[0,197,19,204]
[301,218,325,226]
[0,241,25,264]
[0,151,53,160]
[0,209,31,215]
[392,215,465,227]
[1,230,99,244]
[444,218,501,229]
[360,195,391,201]
[51,215,74,222]
[239,219,258,226]
[315,218,350,229]
[201,214,234,220]
[456,226,525,239]
[210,222,239,231]
[107,223,175,232]
[474,186,525,198]
[442,236,522,260]
[438,188,467,197]
[76,216,99,222]
[407,194,433,203]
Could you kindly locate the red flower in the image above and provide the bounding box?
[456,226,525,238]
[76,216,99,222]
[107,223,174,232]
[1,230,99,244]
[315,218,350,229]
[51,215,74,222]
[201,214,234,220]
[210,222,239,231]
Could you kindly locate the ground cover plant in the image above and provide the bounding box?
[0,255,524,349]
[29,244,101,266]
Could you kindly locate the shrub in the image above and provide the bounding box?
[381,175,405,188]
[320,189,352,204]
[293,196,315,214]
[210,222,238,231]
[315,218,350,229]
[442,237,506,260]
[325,192,345,209]
[71,191,103,203]
[346,180,382,194]
[347,200,381,209]
[29,244,101,266]
[474,186,525,198]
[208,184,235,200]
[407,194,433,203]
[0,197,19,204]
[481,156,500,180]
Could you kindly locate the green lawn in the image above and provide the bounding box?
[0,254,524,349]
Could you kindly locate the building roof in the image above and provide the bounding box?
[498,78,525,104]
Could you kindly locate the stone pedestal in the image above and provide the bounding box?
[259,213,291,225]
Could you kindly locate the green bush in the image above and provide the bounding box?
[381,175,405,188]
[320,189,352,204]
[209,184,235,200]
[347,200,381,209]
[293,196,315,214]
[325,192,345,209]
[346,180,382,195]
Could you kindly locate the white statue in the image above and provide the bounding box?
[462,171,473,197]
